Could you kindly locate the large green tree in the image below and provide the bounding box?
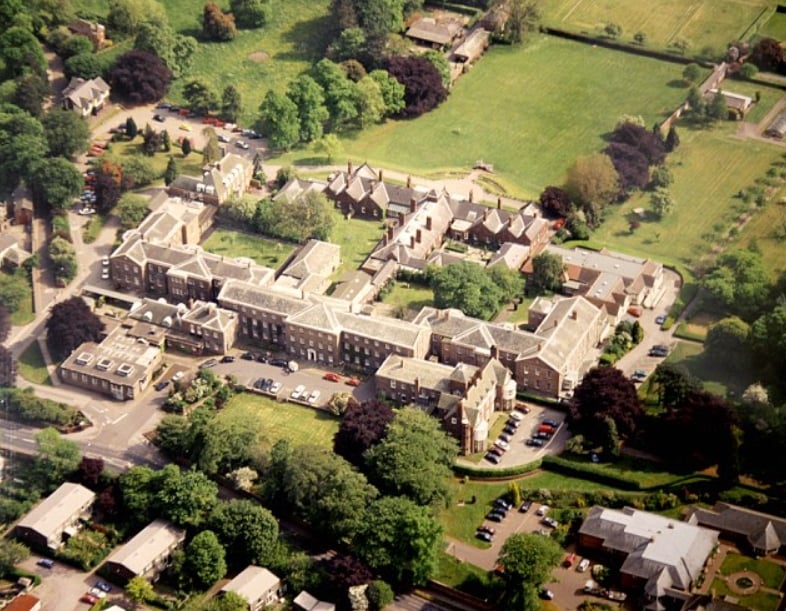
[356,76,386,128]
[254,190,334,241]
[368,69,405,116]
[182,530,226,590]
[134,21,197,78]
[0,539,29,577]
[497,533,562,611]
[30,157,83,213]
[287,75,329,143]
[155,465,218,528]
[42,110,89,159]
[107,0,167,35]
[229,0,270,28]
[529,251,565,294]
[0,27,47,79]
[0,109,47,192]
[184,79,220,116]
[258,90,300,150]
[209,500,278,567]
[703,249,770,322]
[429,261,505,320]
[221,85,242,122]
[365,407,457,506]
[311,58,359,130]
[705,317,750,370]
[34,427,81,491]
[356,495,442,586]
[565,153,620,224]
[46,296,104,359]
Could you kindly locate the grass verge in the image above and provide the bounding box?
[17,342,52,386]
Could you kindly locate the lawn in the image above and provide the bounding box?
[221,392,340,449]
[556,454,706,489]
[328,209,385,278]
[104,139,205,182]
[380,281,434,316]
[82,213,107,244]
[277,35,689,199]
[1,270,34,326]
[723,80,786,125]
[759,9,786,40]
[710,577,781,610]
[539,0,774,52]
[589,122,784,271]
[16,341,51,386]
[201,227,296,268]
[434,551,501,600]
[664,340,755,397]
[719,552,786,589]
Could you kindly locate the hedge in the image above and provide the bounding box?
[453,458,542,479]
[541,455,642,490]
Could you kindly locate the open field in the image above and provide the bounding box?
[328,209,385,278]
[539,0,773,52]
[221,392,340,449]
[710,577,781,610]
[380,282,434,316]
[2,271,34,327]
[759,9,786,40]
[276,36,688,199]
[202,227,295,268]
[589,123,784,271]
[664,340,755,397]
[17,342,51,386]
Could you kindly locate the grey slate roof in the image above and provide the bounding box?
[105,519,185,577]
[16,483,95,541]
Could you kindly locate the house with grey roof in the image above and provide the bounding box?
[685,502,786,556]
[219,566,282,611]
[293,591,335,611]
[14,483,95,550]
[103,519,186,584]
[167,153,253,205]
[62,77,110,117]
[274,239,341,296]
[579,506,718,610]
[131,192,215,247]
[0,233,32,268]
[405,16,462,48]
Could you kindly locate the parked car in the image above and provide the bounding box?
[37,558,54,569]
[100,268,109,280]
[220,355,235,363]
[476,531,493,542]
[236,140,249,150]
[307,390,321,404]
[503,425,516,436]
[655,313,667,325]
[477,525,495,535]
[484,452,500,464]
[241,351,255,360]
[541,517,559,528]
[154,380,169,392]
[498,432,511,443]
[153,114,165,122]
[519,500,532,513]
[270,358,288,367]
[94,581,111,593]
[526,438,544,447]
[509,410,524,422]
[156,102,171,109]
[179,123,191,131]
[323,372,341,382]
[80,594,98,605]
[345,377,361,387]
[489,445,505,457]
[494,498,513,511]
[199,358,217,369]
[89,588,107,599]
[577,558,591,573]
[486,512,504,522]
[506,418,520,429]
[256,353,268,363]
[536,504,550,516]
[543,419,560,428]
[538,424,555,435]
[631,369,647,382]
[101,256,110,267]
[494,439,510,451]
[563,553,576,568]
[533,432,551,440]
[515,405,531,414]
[290,384,306,400]
[269,381,282,394]
[539,588,554,601]
[171,371,184,382]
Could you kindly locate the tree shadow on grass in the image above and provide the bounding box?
[276,14,334,62]
[667,79,689,89]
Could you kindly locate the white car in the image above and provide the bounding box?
[509,410,524,422]
[577,558,591,573]
[269,381,282,394]
[78,207,96,216]
[172,371,184,382]
[101,269,109,280]
[307,390,321,404]
[236,140,249,150]
[102,256,110,267]
[290,384,305,400]
[88,588,107,599]
[218,134,231,143]
[536,504,550,516]
[494,439,510,451]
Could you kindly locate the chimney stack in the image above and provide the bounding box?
[347,160,353,175]
[416,229,422,243]
[406,175,412,188]
[426,216,432,230]
[387,225,394,241]
[469,190,474,203]
[410,197,417,213]
[570,310,578,320]
[410,235,415,248]
[378,169,383,181]
[497,197,502,209]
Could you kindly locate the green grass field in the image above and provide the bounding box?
[276,35,689,199]
[17,342,51,386]
[664,340,755,397]
[2,271,34,326]
[202,227,295,268]
[759,9,786,40]
[710,578,781,610]
[590,122,784,271]
[328,209,385,278]
[381,281,434,315]
[720,552,786,589]
[221,392,340,449]
[539,0,773,52]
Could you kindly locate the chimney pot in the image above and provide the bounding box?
[378,169,383,181]
[416,229,422,243]
[387,225,394,240]
[406,175,412,188]
[410,235,415,248]
[347,160,353,175]
[497,197,502,209]
[426,216,432,230]
[410,197,417,212]
[469,190,474,203]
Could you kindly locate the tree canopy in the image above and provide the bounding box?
[528,252,565,294]
[565,153,619,224]
[182,530,226,590]
[334,398,394,467]
[109,50,172,104]
[429,261,518,320]
[386,55,447,118]
[229,0,270,29]
[539,186,572,218]
[259,90,300,150]
[34,427,81,491]
[703,249,770,322]
[42,109,89,159]
[30,156,83,213]
[209,499,278,567]
[254,190,334,242]
[497,533,562,611]
[46,296,104,359]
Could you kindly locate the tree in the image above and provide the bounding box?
[93,159,123,213]
[49,236,77,285]
[254,190,334,241]
[107,0,167,36]
[30,157,83,213]
[0,27,47,79]
[201,127,221,164]
[34,427,81,491]
[203,2,236,41]
[705,317,750,369]
[0,0,24,31]
[369,69,405,117]
[230,0,270,28]
[0,346,15,387]
[311,58,360,129]
[0,539,29,576]
[568,366,644,442]
[506,0,540,45]
[221,84,242,122]
[751,37,785,72]
[0,109,47,193]
[650,362,701,409]
[155,465,218,528]
[210,499,278,566]
[604,142,650,193]
[671,37,691,56]
[365,407,458,506]
[497,533,562,611]
[739,62,759,80]
[325,553,373,597]
[488,265,525,303]
[62,35,93,58]
[164,156,178,185]
[64,53,106,80]
[356,76,386,127]
[539,186,572,218]
[703,249,771,321]
[134,21,197,78]
[334,398,394,466]
[650,187,675,218]
[633,31,646,45]
[313,134,343,164]
[109,50,172,105]
[682,62,702,84]
[750,306,786,388]
[13,72,50,118]
[386,55,447,118]
[259,90,300,150]
[287,75,329,143]
[367,580,394,610]
[328,27,367,63]
[0,273,30,313]
[603,22,622,39]
[356,496,442,586]
[125,575,155,606]
[529,252,565,294]
[184,79,219,116]
[117,193,150,229]
[125,116,138,139]
[650,164,673,189]
[181,136,192,157]
[609,121,666,166]
[429,261,506,320]
[183,530,226,590]
[565,153,619,222]
[77,456,105,488]
[46,296,104,359]
[121,156,156,188]
[665,125,680,152]
[0,305,10,343]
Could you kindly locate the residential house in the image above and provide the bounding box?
[132,192,215,247]
[13,483,95,550]
[579,506,718,611]
[62,77,110,117]
[67,19,106,50]
[447,198,549,252]
[0,233,32,268]
[272,178,326,204]
[685,502,786,556]
[486,242,530,271]
[219,566,283,611]
[167,153,253,205]
[708,88,752,118]
[293,591,335,611]
[452,28,490,64]
[375,355,515,454]
[405,16,462,49]
[128,298,238,355]
[103,520,186,584]
[58,326,163,400]
[274,239,341,296]
[5,595,41,611]
[528,245,665,322]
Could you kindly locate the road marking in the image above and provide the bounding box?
[110,413,128,425]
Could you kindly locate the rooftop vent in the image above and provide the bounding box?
[96,357,113,371]
[75,352,93,366]
[116,363,135,377]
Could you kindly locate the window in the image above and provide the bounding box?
[390,380,396,389]
[451,417,457,425]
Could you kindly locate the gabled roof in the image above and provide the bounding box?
[16,482,95,540]
[686,502,786,552]
[288,302,342,334]
[106,519,185,576]
[220,566,280,604]
[218,280,311,317]
[62,77,109,111]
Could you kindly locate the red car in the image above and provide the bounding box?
[323,372,341,382]
[80,594,98,605]
[563,553,576,568]
[345,377,360,387]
